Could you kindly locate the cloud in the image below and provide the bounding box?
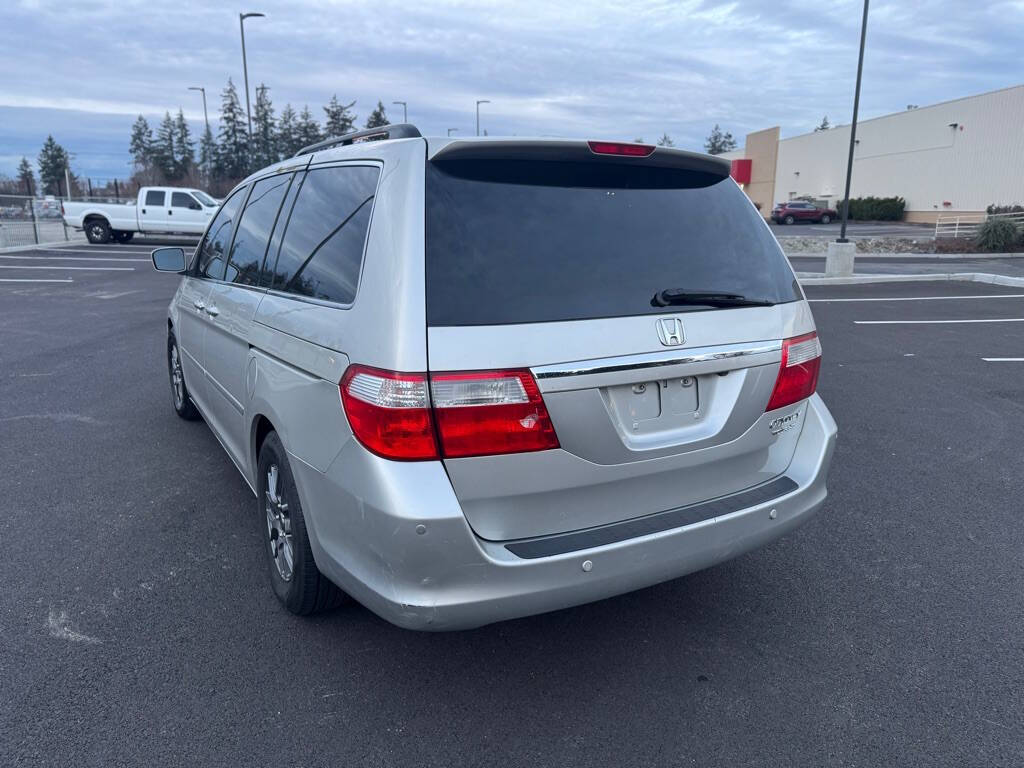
[2,0,1021,177]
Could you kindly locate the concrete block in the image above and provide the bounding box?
[825,240,856,276]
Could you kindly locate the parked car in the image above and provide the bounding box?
[771,200,837,225]
[63,186,219,243]
[151,126,837,630]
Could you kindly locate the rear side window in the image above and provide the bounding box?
[145,190,165,207]
[226,173,294,286]
[196,186,247,280]
[425,160,800,326]
[269,165,379,305]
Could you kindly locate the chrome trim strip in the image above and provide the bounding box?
[531,340,783,380]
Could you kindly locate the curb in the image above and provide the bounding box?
[788,252,1024,260]
[0,240,85,253]
[797,272,1024,287]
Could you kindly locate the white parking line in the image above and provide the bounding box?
[856,318,1024,325]
[981,357,1024,362]
[0,254,149,262]
[810,294,1024,303]
[0,265,134,271]
[0,278,74,283]
[33,248,153,256]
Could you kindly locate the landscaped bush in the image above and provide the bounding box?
[975,217,1022,252]
[835,196,906,221]
[986,203,1024,214]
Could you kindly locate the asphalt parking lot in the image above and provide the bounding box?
[3,243,1024,766]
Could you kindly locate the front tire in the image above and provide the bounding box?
[257,432,347,615]
[783,215,795,225]
[85,218,111,244]
[167,333,200,421]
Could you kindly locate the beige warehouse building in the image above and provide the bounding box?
[724,83,1024,223]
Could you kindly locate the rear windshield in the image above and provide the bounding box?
[425,159,800,326]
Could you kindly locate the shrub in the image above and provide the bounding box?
[975,217,1021,252]
[986,203,1024,214]
[836,196,906,221]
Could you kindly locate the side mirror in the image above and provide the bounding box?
[151,247,186,273]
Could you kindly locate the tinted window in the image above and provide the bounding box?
[196,187,247,280]
[226,173,294,286]
[425,160,800,326]
[171,192,197,209]
[145,190,166,207]
[269,166,379,304]
[259,173,302,287]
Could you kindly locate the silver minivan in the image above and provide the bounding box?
[152,125,837,630]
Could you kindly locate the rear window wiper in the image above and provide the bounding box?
[652,289,776,308]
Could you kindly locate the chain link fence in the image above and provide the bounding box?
[0,195,89,248]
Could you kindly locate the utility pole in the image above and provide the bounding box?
[189,86,209,129]
[392,101,407,123]
[239,11,265,138]
[475,99,490,136]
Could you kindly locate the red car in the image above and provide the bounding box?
[771,201,837,225]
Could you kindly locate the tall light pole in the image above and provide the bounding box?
[838,0,869,244]
[188,86,209,130]
[239,11,265,138]
[392,101,407,123]
[447,128,458,137]
[475,99,490,136]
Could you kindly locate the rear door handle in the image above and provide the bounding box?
[206,306,219,317]
[168,210,173,215]
[193,299,205,311]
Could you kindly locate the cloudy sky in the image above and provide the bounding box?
[3,0,1022,180]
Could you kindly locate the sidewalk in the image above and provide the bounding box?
[789,252,1024,286]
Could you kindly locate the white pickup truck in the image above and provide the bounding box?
[62,186,219,244]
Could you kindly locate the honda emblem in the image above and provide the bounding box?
[656,317,685,346]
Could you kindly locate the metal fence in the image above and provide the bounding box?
[0,195,86,248]
[935,210,1024,239]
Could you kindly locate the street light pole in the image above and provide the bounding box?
[188,86,209,130]
[838,0,869,244]
[392,101,407,123]
[475,99,490,136]
[239,11,265,138]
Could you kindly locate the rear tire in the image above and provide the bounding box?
[114,231,134,243]
[257,432,347,615]
[783,215,795,225]
[167,333,200,421]
[85,218,111,244]
[820,214,831,224]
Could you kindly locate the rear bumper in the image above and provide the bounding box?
[290,394,837,631]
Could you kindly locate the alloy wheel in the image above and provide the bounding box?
[265,464,294,582]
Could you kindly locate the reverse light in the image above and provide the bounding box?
[766,332,822,412]
[340,366,559,461]
[587,141,656,157]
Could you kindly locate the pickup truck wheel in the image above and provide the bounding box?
[167,333,200,421]
[258,432,347,615]
[820,214,832,224]
[85,219,111,244]
[114,231,134,243]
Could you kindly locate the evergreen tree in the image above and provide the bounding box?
[252,84,278,168]
[215,78,250,181]
[173,109,195,179]
[276,104,299,157]
[129,115,153,170]
[703,124,737,155]
[37,135,70,195]
[814,115,831,132]
[323,95,356,137]
[295,105,322,148]
[17,157,35,196]
[199,124,217,184]
[364,100,389,129]
[152,112,177,180]
[657,133,675,147]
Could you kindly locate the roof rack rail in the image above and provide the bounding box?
[294,123,422,157]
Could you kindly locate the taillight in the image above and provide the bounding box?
[431,370,559,458]
[766,332,822,412]
[339,366,559,461]
[587,141,655,157]
[339,366,437,460]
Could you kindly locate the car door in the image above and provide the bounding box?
[175,187,248,418]
[139,189,170,231]
[169,191,210,234]
[203,172,297,468]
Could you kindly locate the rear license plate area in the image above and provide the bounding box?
[606,376,699,428]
